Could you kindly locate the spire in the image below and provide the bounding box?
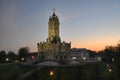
[52,8,56,13]
[52,8,56,16]
[49,8,59,22]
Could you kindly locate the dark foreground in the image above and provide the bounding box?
[0,63,120,80]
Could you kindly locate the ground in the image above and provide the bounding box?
[0,63,120,80]
[26,63,119,80]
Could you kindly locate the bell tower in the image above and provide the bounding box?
[47,11,61,44]
[37,10,71,62]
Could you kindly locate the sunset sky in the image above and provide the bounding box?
[0,0,120,53]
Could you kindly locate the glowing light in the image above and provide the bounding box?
[32,56,35,59]
[107,64,109,67]
[50,70,54,76]
[72,57,76,59]
[21,58,24,61]
[83,57,86,60]
[112,58,115,62]
[15,60,19,63]
[108,68,112,72]
[6,58,9,61]
[98,57,101,61]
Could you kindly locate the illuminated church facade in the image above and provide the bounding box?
[37,12,71,63]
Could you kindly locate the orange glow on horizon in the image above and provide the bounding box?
[72,45,104,51]
[30,43,117,52]
[30,38,118,52]
[71,40,117,51]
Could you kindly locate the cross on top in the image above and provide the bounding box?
[52,8,56,13]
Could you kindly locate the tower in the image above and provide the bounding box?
[47,12,61,44]
[37,11,71,63]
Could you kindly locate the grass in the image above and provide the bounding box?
[26,63,120,80]
[0,63,35,80]
[0,63,120,80]
[16,63,35,73]
[0,63,21,80]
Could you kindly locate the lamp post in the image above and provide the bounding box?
[50,70,54,76]
[49,69,55,80]
[6,58,9,61]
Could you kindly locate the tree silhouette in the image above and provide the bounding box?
[115,44,120,63]
[18,47,29,62]
[0,50,6,63]
[101,46,115,62]
[7,51,18,62]
[99,44,120,63]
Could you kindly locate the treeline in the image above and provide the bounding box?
[0,47,36,63]
[98,43,120,63]
[1,43,120,63]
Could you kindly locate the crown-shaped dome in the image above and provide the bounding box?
[49,12,59,23]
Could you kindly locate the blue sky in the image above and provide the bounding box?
[0,0,120,53]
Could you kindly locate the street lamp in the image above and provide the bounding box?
[108,68,112,72]
[6,58,9,61]
[21,57,24,61]
[98,57,101,61]
[72,57,76,59]
[112,58,115,62]
[83,57,86,60]
[107,64,112,72]
[32,56,35,59]
[49,70,54,76]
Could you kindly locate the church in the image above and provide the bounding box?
[37,11,71,63]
